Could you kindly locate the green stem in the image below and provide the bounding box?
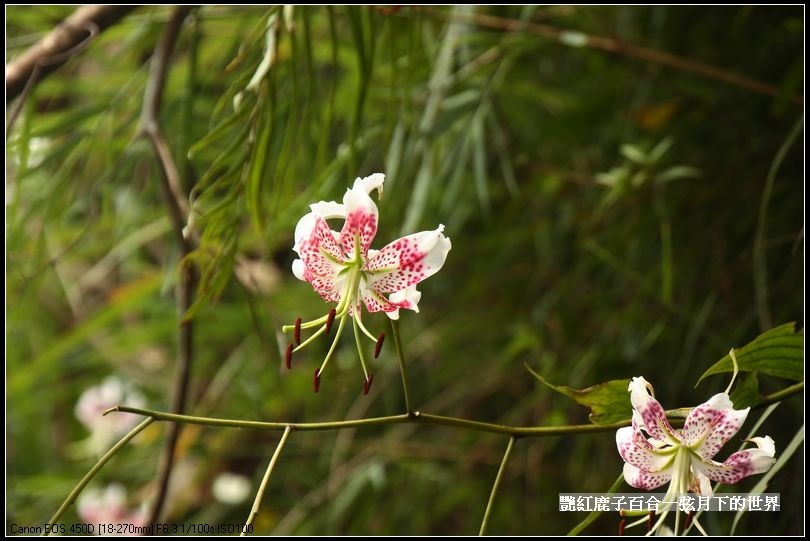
[104,382,802,437]
[760,381,803,406]
[109,406,632,437]
[390,319,412,415]
[479,436,515,536]
[241,426,292,536]
[44,417,154,534]
[753,116,803,330]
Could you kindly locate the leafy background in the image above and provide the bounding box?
[6,6,803,535]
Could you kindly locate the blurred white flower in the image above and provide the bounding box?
[77,484,147,535]
[212,472,252,505]
[75,377,146,453]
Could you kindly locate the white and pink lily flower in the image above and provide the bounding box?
[617,376,776,498]
[283,173,451,394]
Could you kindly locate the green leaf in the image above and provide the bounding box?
[655,165,702,184]
[620,143,648,165]
[525,364,630,425]
[729,371,760,409]
[698,322,804,384]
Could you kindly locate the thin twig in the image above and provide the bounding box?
[109,406,627,437]
[45,418,155,535]
[390,320,413,415]
[109,377,803,436]
[425,8,802,106]
[6,5,138,103]
[139,5,195,527]
[479,436,515,536]
[241,426,293,536]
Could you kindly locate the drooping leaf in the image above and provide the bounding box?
[698,322,804,384]
[525,364,630,425]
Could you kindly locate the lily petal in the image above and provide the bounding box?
[340,183,379,260]
[628,377,679,445]
[361,286,401,316]
[616,426,676,473]
[694,436,776,485]
[310,200,347,221]
[389,286,421,313]
[353,173,385,198]
[682,393,749,460]
[364,225,452,293]
[622,462,673,491]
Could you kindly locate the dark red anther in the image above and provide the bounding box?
[285,344,294,369]
[647,511,655,532]
[374,333,385,359]
[363,374,374,395]
[313,368,321,393]
[618,518,626,536]
[294,317,302,345]
[325,309,336,334]
[684,511,693,530]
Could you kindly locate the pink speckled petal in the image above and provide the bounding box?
[682,393,749,460]
[340,186,379,260]
[291,212,348,301]
[364,225,451,293]
[693,436,776,485]
[294,212,346,269]
[616,426,676,473]
[628,377,679,444]
[622,462,672,491]
[361,286,400,315]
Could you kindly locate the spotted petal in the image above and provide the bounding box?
[682,393,749,460]
[622,462,673,491]
[694,436,776,485]
[340,178,380,260]
[364,225,452,293]
[616,426,677,473]
[628,377,680,445]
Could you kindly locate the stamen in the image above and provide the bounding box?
[325,308,336,334]
[352,316,371,379]
[647,511,654,532]
[355,311,378,342]
[316,314,348,382]
[313,368,321,393]
[285,344,294,369]
[374,333,385,359]
[294,317,302,345]
[619,518,626,536]
[363,374,374,395]
[684,511,693,530]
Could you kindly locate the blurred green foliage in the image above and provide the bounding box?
[6,6,803,535]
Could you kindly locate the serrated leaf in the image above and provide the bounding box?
[698,322,804,384]
[526,364,630,425]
